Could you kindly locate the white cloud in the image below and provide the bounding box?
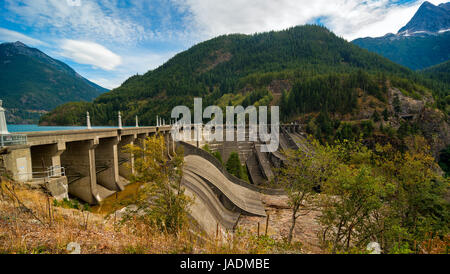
[4,0,151,44]
[0,28,47,46]
[174,0,448,40]
[5,0,448,91]
[122,51,178,74]
[83,50,177,89]
[59,40,122,70]
[86,77,119,90]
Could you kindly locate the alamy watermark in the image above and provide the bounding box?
[170,98,280,153]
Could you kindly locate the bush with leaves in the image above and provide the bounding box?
[203,144,224,164]
[289,137,449,253]
[278,141,336,243]
[439,145,450,177]
[125,135,191,234]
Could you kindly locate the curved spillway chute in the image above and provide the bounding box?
[182,170,241,234]
[183,155,267,217]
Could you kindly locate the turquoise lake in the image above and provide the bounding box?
[7,124,119,133]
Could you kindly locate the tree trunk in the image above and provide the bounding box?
[288,212,297,244]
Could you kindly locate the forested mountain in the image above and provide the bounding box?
[41,25,414,126]
[422,60,450,85]
[353,2,450,70]
[0,41,107,124]
[353,32,450,70]
[40,24,449,154]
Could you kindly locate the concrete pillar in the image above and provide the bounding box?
[52,142,66,167]
[95,137,122,191]
[61,139,109,204]
[118,134,136,180]
[3,146,32,182]
[88,139,101,202]
[165,133,170,156]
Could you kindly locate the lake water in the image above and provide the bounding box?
[8,124,119,133]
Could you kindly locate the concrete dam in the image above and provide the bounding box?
[1,122,303,235]
[1,126,173,203]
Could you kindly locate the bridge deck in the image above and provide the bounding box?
[20,126,170,146]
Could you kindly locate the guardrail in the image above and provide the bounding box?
[20,166,66,181]
[0,134,27,147]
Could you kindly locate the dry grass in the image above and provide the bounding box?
[0,179,302,254]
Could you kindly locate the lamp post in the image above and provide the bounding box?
[118,111,123,129]
[86,112,92,129]
[0,100,10,135]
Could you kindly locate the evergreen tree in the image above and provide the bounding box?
[382,108,389,121]
[393,95,401,114]
[226,152,244,179]
[372,110,381,122]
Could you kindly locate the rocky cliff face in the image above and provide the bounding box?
[417,108,450,157]
[388,88,449,157]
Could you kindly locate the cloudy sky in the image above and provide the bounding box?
[0,0,446,89]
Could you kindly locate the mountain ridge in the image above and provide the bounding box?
[0,41,107,124]
[41,24,427,127]
[39,25,450,156]
[398,1,450,35]
[353,1,450,70]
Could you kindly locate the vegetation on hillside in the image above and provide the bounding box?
[123,135,190,234]
[278,136,449,253]
[422,60,450,85]
[40,25,449,127]
[439,145,450,177]
[0,177,300,254]
[277,148,321,243]
[226,152,249,182]
[203,144,223,164]
[280,70,385,119]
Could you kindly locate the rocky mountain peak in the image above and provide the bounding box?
[398,1,450,36]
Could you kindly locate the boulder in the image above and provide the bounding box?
[45,177,69,200]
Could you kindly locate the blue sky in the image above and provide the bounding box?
[0,0,446,89]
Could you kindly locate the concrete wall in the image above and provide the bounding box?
[3,146,32,182]
[95,137,121,191]
[178,127,255,163]
[61,140,98,204]
[118,134,136,180]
